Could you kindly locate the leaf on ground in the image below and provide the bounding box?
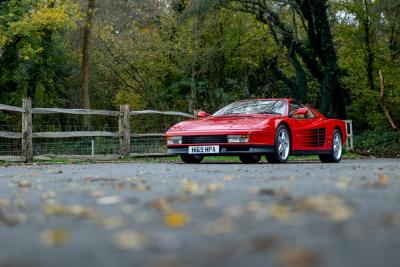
[40,228,70,247]
[224,205,244,218]
[203,198,218,209]
[42,191,56,199]
[259,187,290,196]
[16,180,31,188]
[131,184,150,192]
[120,204,135,215]
[223,175,235,181]
[378,174,390,184]
[296,195,353,222]
[182,179,199,193]
[203,217,235,235]
[100,215,125,230]
[0,198,10,206]
[268,204,296,222]
[278,246,321,267]
[84,176,118,182]
[335,177,350,189]
[0,210,27,226]
[366,174,390,188]
[164,212,191,228]
[90,190,105,198]
[112,230,147,250]
[206,183,224,192]
[253,235,280,251]
[149,198,171,212]
[43,201,98,220]
[246,201,264,213]
[385,212,400,226]
[148,257,185,267]
[113,182,127,190]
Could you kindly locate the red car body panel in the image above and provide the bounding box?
[165,98,347,155]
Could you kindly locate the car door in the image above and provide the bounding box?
[288,101,325,151]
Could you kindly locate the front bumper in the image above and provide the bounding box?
[167,145,274,155]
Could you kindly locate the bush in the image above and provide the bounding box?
[354,131,400,158]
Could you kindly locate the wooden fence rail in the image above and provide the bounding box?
[0,99,355,163]
[0,98,195,162]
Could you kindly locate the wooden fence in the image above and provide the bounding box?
[0,99,354,162]
[344,120,354,152]
[0,99,195,162]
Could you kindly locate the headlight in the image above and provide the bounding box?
[167,136,182,145]
[227,135,250,143]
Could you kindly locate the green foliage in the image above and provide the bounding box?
[0,0,80,105]
[333,0,400,131]
[354,131,400,158]
[0,0,398,146]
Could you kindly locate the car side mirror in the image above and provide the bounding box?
[293,108,308,115]
[289,108,308,117]
[197,111,210,118]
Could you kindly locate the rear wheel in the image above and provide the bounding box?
[319,129,343,163]
[239,155,261,164]
[266,125,291,164]
[180,154,204,164]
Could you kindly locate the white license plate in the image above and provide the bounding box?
[188,145,220,154]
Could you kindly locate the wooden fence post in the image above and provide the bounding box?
[119,104,130,158]
[21,98,33,163]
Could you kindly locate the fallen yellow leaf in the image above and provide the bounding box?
[182,179,199,193]
[278,246,320,267]
[268,204,295,222]
[164,212,190,228]
[206,183,224,192]
[296,195,353,222]
[40,228,70,247]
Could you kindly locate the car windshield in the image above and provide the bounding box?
[213,100,287,116]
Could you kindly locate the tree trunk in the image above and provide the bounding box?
[189,13,200,114]
[363,0,375,91]
[379,70,399,131]
[81,0,95,127]
[313,0,347,119]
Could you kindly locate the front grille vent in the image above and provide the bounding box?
[182,135,227,144]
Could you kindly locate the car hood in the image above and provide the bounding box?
[168,115,279,132]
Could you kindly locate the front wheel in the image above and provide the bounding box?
[266,125,291,164]
[239,155,261,164]
[180,154,204,164]
[319,129,343,163]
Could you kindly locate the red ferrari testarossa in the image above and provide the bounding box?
[165,99,347,164]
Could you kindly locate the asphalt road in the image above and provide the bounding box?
[0,159,400,267]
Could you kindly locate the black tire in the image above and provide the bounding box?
[180,154,204,163]
[239,155,261,164]
[266,124,291,164]
[319,129,343,163]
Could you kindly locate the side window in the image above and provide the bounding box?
[289,101,302,114]
[290,101,315,119]
[306,107,316,119]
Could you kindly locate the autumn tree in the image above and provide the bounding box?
[0,0,79,105]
